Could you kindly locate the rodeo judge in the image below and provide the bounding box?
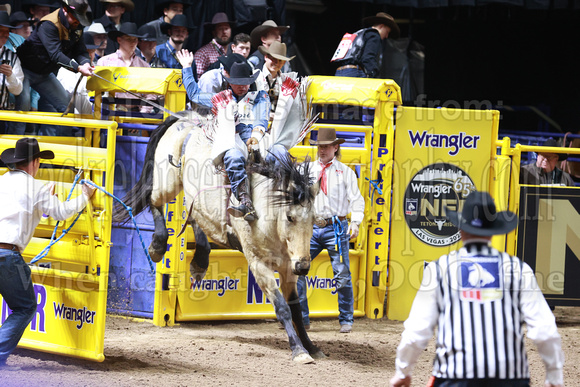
[0,138,96,371]
[390,191,564,387]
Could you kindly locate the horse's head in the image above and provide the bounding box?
[249,153,319,276]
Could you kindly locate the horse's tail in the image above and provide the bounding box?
[112,115,181,223]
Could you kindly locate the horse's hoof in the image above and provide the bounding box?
[148,247,164,263]
[190,262,207,282]
[292,352,315,364]
[310,350,326,360]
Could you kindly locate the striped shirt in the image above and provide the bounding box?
[0,46,24,110]
[395,240,564,385]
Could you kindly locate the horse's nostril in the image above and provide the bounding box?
[293,260,310,276]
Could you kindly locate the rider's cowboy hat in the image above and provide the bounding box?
[61,0,93,27]
[108,22,147,40]
[1,138,55,164]
[362,12,400,39]
[0,11,19,28]
[224,62,259,85]
[203,12,235,30]
[160,14,194,35]
[258,41,295,61]
[250,20,289,48]
[218,53,247,73]
[446,191,517,237]
[99,0,134,12]
[154,0,192,15]
[309,128,345,146]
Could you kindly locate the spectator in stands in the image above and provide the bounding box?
[0,11,24,134]
[520,139,575,186]
[9,12,33,40]
[137,24,164,68]
[333,12,399,78]
[177,50,269,221]
[205,32,251,72]
[85,22,108,63]
[144,0,191,44]
[97,22,153,116]
[193,12,234,79]
[5,12,38,135]
[93,0,134,56]
[248,20,289,71]
[255,41,294,115]
[156,14,193,69]
[0,138,96,372]
[16,0,93,136]
[22,1,59,27]
[198,53,248,93]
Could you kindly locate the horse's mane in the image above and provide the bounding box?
[247,152,316,208]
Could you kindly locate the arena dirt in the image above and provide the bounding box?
[1,307,578,386]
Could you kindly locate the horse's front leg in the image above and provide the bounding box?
[189,220,211,282]
[149,205,168,263]
[279,273,326,360]
[249,260,314,364]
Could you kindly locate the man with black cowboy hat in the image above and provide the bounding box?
[15,0,93,136]
[247,19,290,72]
[22,0,60,27]
[144,0,192,45]
[297,128,365,334]
[137,24,164,68]
[193,12,235,79]
[97,22,155,116]
[93,0,134,55]
[0,138,96,371]
[390,190,564,387]
[0,10,24,124]
[9,11,33,40]
[177,49,269,221]
[156,14,194,69]
[198,52,249,93]
[520,138,575,186]
[332,12,399,78]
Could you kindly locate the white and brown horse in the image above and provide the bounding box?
[113,112,324,363]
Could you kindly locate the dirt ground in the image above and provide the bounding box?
[1,307,578,386]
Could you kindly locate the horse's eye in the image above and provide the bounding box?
[287,215,294,223]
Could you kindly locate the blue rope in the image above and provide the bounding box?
[31,178,156,272]
[331,216,345,263]
[366,176,383,202]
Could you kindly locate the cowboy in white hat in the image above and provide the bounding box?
[0,138,96,371]
[390,190,564,387]
[255,41,295,109]
[297,127,365,334]
[177,50,269,221]
[247,20,290,71]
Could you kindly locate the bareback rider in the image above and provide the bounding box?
[177,49,269,221]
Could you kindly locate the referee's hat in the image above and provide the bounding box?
[446,191,517,237]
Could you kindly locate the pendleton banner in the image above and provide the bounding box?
[387,106,500,320]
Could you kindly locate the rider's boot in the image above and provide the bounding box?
[228,180,257,221]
